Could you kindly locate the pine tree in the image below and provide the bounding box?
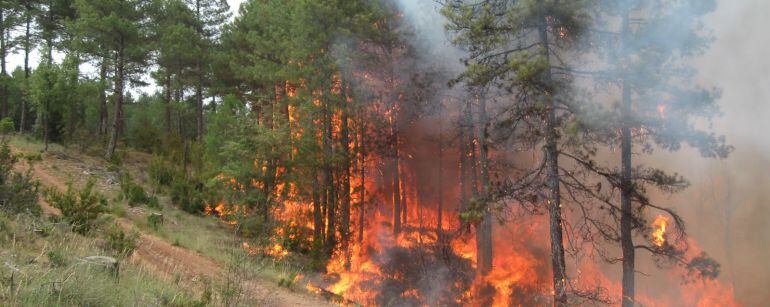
[15,0,43,133]
[443,1,593,304]
[0,1,22,119]
[588,1,732,305]
[184,0,229,141]
[71,0,152,160]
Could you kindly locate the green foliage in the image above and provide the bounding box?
[105,225,139,257]
[170,177,206,214]
[149,156,176,187]
[45,179,107,234]
[0,141,40,215]
[147,195,161,210]
[47,250,68,267]
[147,213,163,230]
[24,152,43,162]
[0,118,15,135]
[119,174,150,206]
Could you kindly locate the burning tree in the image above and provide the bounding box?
[571,1,733,305]
[442,1,598,305]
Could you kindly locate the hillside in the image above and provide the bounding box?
[1,136,333,306]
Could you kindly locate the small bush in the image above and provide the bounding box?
[149,156,176,187]
[147,195,161,210]
[47,250,68,267]
[45,179,107,234]
[170,178,206,214]
[147,213,163,230]
[0,117,14,135]
[24,152,43,162]
[0,141,40,215]
[119,174,150,206]
[105,225,139,257]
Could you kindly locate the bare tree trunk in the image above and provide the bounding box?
[98,57,109,137]
[105,48,125,160]
[164,74,172,134]
[1,12,7,119]
[539,21,568,306]
[20,10,31,133]
[195,62,204,141]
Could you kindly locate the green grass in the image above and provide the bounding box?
[0,213,200,306]
[6,136,322,302]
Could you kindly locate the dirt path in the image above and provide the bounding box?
[12,147,333,307]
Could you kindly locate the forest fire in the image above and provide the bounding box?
[196,1,743,306]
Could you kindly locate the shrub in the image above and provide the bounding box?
[47,250,68,267]
[0,117,15,136]
[147,213,163,230]
[0,141,40,215]
[45,179,107,234]
[148,156,176,187]
[119,174,149,206]
[147,195,161,210]
[170,178,206,214]
[105,225,139,257]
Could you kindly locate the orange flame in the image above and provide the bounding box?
[652,215,669,247]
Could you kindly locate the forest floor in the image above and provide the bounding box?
[8,136,333,307]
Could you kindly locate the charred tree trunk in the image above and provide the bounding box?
[324,93,336,254]
[620,76,635,307]
[105,47,126,160]
[340,83,351,269]
[357,109,366,243]
[391,107,402,236]
[400,159,408,225]
[619,13,636,307]
[313,172,324,246]
[539,21,568,306]
[475,93,493,276]
[458,110,468,220]
[437,109,444,240]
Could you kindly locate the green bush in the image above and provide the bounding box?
[147,195,161,209]
[170,178,206,214]
[148,156,176,187]
[0,141,40,215]
[105,225,139,257]
[0,117,15,135]
[147,213,163,230]
[45,179,107,234]
[120,174,150,206]
[47,250,68,267]
[24,152,43,162]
